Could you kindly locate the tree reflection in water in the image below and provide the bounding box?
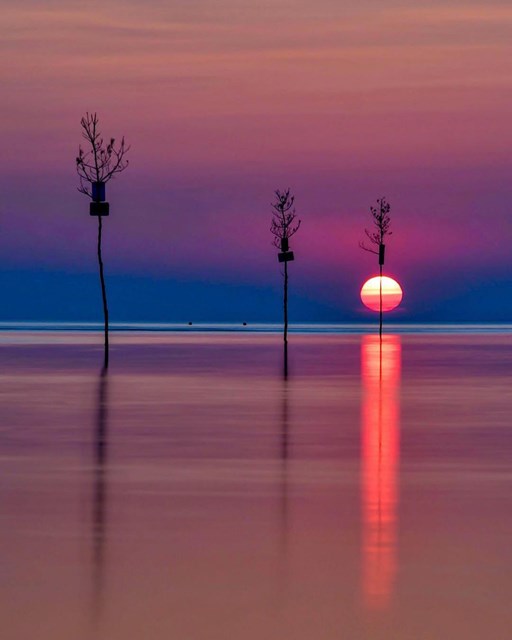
[92,366,109,625]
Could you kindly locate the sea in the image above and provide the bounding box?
[1,324,512,639]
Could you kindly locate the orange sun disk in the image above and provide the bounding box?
[361,276,403,312]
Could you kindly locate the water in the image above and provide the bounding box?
[1,331,512,639]
[2,321,512,334]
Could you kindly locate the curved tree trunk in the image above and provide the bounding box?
[379,263,383,340]
[97,216,109,369]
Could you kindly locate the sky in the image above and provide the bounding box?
[1,0,512,322]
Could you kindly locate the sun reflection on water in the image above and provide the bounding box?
[361,334,401,609]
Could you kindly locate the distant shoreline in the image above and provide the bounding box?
[1,322,512,335]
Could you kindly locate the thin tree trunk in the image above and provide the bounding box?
[284,260,288,344]
[379,263,383,340]
[283,261,288,377]
[97,216,109,369]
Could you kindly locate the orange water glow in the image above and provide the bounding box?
[361,276,403,312]
[361,334,401,610]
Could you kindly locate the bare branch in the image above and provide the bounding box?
[360,197,392,251]
[270,188,301,246]
[359,241,378,255]
[76,112,130,197]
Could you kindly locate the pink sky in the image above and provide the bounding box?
[1,0,511,319]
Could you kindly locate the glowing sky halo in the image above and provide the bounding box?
[360,276,403,312]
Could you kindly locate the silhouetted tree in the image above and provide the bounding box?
[271,189,301,375]
[360,197,392,338]
[76,113,129,368]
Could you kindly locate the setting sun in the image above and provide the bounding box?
[361,276,403,312]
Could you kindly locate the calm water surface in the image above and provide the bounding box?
[1,332,512,639]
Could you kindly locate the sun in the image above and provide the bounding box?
[361,276,403,312]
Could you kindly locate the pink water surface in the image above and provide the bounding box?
[1,332,512,639]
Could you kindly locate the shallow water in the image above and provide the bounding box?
[1,332,512,640]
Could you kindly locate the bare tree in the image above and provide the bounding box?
[360,197,392,338]
[271,189,301,375]
[76,112,130,368]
